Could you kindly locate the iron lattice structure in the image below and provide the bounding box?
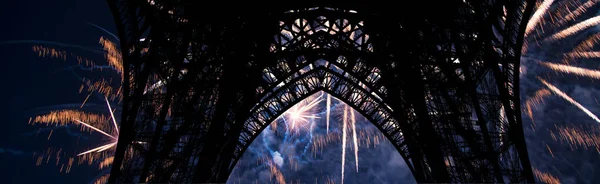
[107,0,537,183]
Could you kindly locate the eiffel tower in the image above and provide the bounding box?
[106,0,536,183]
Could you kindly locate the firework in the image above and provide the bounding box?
[27,34,124,184]
[525,0,600,132]
[282,94,323,132]
[550,124,600,151]
[533,168,561,184]
[230,91,383,183]
[524,0,600,182]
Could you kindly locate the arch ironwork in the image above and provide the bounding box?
[231,67,410,172]
[106,1,537,183]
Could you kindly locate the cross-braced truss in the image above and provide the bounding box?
[107,1,537,183]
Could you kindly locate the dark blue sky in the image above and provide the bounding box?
[0,0,116,183]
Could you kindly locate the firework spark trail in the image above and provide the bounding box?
[524,89,552,123]
[525,0,555,36]
[25,35,125,181]
[58,65,118,72]
[557,0,600,27]
[99,156,114,169]
[81,93,92,108]
[105,97,119,134]
[83,79,123,101]
[269,161,287,184]
[550,125,600,150]
[350,108,358,173]
[548,15,600,41]
[341,105,348,184]
[539,61,600,79]
[533,168,561,184]
[99,37,124,78]
[86,21,120,41]
[573,33,600,52]
[0,40,106,54]
[564,51,600,59]
[538,78,600,123]
[32,45,68,60]
[546,144,555,157]
[326,94,331,134]
[562,33,600,63]
[31,110,108,128]
[32,45,101,67]
[33,45,120,79]
[77,142,116,156]
[73,120,116,139]
[94,174,110,184]
[62,98,120,157]
[33,43,123,102]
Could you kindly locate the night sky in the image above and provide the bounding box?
[0,0,116,183]
[1,1,599,184]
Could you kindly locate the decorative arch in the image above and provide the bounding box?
[228,7,417,178]
[230,67,412,172]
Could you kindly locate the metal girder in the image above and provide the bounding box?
[107,1,536,183]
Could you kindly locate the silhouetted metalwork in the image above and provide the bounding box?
[107,0,536,183]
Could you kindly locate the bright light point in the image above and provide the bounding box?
[73,97,121,157]
[290,111,301,120]
[281,94,323,132]
[71,96,121,157]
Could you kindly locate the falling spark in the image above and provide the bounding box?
[1,40,105,53]
[533,168,561,184]
[32,45,68,60]
[99,37,123,74]
[47,129,54,140]
[31,110,108,128]
[326,94,331,134]
[350,108,358,173]
[524,89,551,122]
[546,144,555,158]
[556,0,600,27]
[99,156,114,169]
[94,174,110,184]
[269,161,286,184]
[80,93,92,108]
[341,105,348,184]
[550,125,600,150]
[573,33,600,53]
[83,78,123,101]
[538,78,600,123]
